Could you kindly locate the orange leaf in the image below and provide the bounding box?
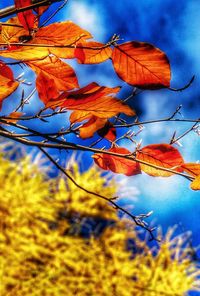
[181,163,200,177]
[0,17,29,43]
[97,121,116,141]
[0,20,91,60]
[48,82,134,119]
[190,175,200,191]
[36,71,59,104]
[70,112,116,140]
[64,95,134,119]
[3,112,23,124]
[75,41,112,64]
[66,82,121,99]
[79,116,107,139]
[34,21,92,45]
[112,41,171,89]
[93,147,141,176]
[0,46,49,61]
[29,21,92,58]
[0,62,19,109]
[70,110,91,124]
[48,82,121,110]
[136,143,184,177]
[27,56,79,103]
[14,0,36,30]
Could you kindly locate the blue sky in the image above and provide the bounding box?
[1,1,200,288]
[63,0,200,248]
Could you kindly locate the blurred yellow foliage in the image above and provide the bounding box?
[0,153,200,296]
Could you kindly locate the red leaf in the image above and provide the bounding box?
[112,41,171,89]
[93,147,141,176]
[136,143,184,177]
[0,61,14,80]
[0,62,19,110]
[36,71,59,104]
[14,0,36,30]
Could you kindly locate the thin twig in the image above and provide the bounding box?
[170,121,199,144]
[0,119,195,181]
[169,75,195,92]
[114,118,200,128]
[0,40,115,50]
[14,88,36,112]
[40,0,68,27]
[39,147,157,240]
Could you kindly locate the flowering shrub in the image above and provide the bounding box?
[0,154,200,296]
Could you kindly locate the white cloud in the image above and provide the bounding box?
[63,1,106,40]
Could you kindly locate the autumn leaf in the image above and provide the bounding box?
[75,41,112,64]
[65,95,134,119]
[47,82,120,111]
[0,46,49,61]
[112,41,171,89]
[3,112,23,124]
[181,163,200,191]
[97,121,116,141]
[0,17,29,43]
[79,116,108,139]
[0,20,92,60]
[34,21,92,45]
[27,56,79,103]
[14,0,36,30]
[136,143,184,177]
[0,61,14,80]
[69,110,91,124]
[35,71,59,104]
[29,21,92,58]
[47,83,132,139]
[48,82,134,120]
[66,82,121,100]
[78,116,116,140]
[93,147,141,176]
[190,175,200,191]
[181,163,200,177]
[0,62,19,109]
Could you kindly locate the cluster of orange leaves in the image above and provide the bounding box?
[0,0,199,190]
[93,144,200,190]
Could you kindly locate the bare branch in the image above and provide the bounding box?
[40,146,158,241]
[170,121,199,144]
[0,0,63,19]
[0,119,195,181]
[169,75,195,92]
[40,0,68,27]
[114,117,200,128]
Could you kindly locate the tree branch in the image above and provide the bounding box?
[39,146,157,241]
[114,118,200,128]
[0,119,195,181]
[0,0,63,19]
